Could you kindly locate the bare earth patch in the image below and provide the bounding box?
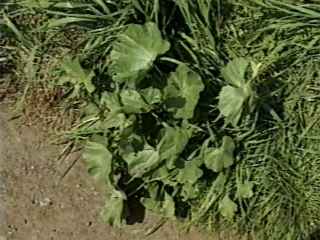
[0,104,242,240]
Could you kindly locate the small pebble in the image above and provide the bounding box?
[39,197,51,207]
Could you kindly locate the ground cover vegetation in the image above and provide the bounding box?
[1,0,320,239]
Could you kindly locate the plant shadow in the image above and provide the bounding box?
[125,196,146,225]
[307,229,320,240]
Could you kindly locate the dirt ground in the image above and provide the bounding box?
[0,103,225,240]
[0,100,249,240]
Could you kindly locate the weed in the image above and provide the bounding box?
[3,1,320,240]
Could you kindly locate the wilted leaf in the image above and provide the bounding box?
[237,181,254,199]
[120,89,149,113]
[158,125,193,169]
[219,195,238,221]
[204,136,235,172]
[124,145,160,178]
[59,56,95,97]
[83,142,113,185]
[110,22,170,84]
[102,190,126,227]
[164,64,204,119]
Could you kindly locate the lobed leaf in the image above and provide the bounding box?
[164,64,204,119]
[124,145,160,178]
[181,182,201,201]
[204,136,236,172]
[222,57,250,87]
[101,92,122,113]
[120,89,149,114]
[218,85,250,126]
[176,160,203,184]
[218,58,253,126]
[109,22,170,85]
[140,87,162,105]
[219,195,238,221]
[157,125,193,169]
[83,142,113,185]
[237,181,254,199]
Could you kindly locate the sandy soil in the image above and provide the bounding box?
[0,104,219,240]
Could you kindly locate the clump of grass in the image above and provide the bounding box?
[1,1,81,131]
[219,1,320,239]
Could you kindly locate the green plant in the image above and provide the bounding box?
[4,0,320,240]
[54,1,320,239]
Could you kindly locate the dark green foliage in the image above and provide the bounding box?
[4,1,320,240]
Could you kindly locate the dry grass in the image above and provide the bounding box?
[22,86,79,134]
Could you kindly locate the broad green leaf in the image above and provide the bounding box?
[124,145,160,178]
[176,160,203,184]
[222,58,250,87]
[218,86,251,126]
[164,64,204,119]
[204,136,235,172]
[237,181,254,199]
[83,102,100,116]
[83,142,113,185]
[101,112,127,129]
[100,91,122,113]
[219,58,253,126]
[158,125,193,169]
[59,56,95,97]
[151,165,171,180]
[110,22,170,84]
[120,89,149,113]
[140,87,162,105]
[99,92,135,130]
[219,195,238,221]
[102,190,126,227]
